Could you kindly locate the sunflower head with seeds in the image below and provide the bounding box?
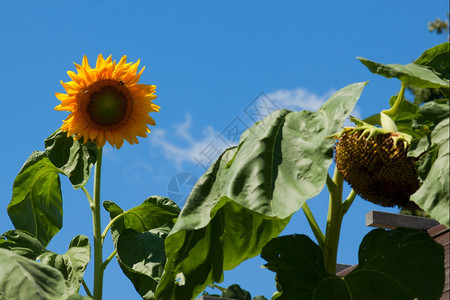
[55,54,159,149]
[334,116,420,210]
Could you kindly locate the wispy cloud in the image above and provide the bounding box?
[150,114,230,171]
[266,87,335,111]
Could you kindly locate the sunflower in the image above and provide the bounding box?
[55,54,159,149]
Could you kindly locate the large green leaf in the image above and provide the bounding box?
[104,197,180,299]
[409,117,450,227]
[156,82,366,299]
[45,130,98,189]
[39,235,90,296]
[358,57,449,88]
[0,248,68,300]
[414,42,450,80]
[261,228,445,300]
[8,151,63,247]
[116,229,167,300]
[0,229,47,259]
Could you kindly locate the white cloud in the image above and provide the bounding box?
[266,87,335,111]
[150,114,231,171]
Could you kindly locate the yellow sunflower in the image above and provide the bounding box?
[55,54,159,149]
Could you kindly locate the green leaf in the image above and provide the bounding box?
[0,248,68,300]
[261,228,445,300]
[409,117,450,227]
[45,130,98,189]
[412,99,450,133]
[104,197,180,299]
[116,229,167,300]
[39,235,90,296]
[103,196,180,245]
[358,57,449,88]
[8,151,63,247]
[0,230,46,259]
[414,42,450,79]
[225,81,367,219]
[221,284,251,300]
[156,82,366,299]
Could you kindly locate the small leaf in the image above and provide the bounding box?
[358,57,449,88]
[8,151,63,247]
[116,229,166,300]
[103,196,180,245]
[39,235,90,295]
[0,248,67,299]
[221,284,251,300]
[412,99,450,133]
[414,42,450,79]
[0,230,46,259]
[261,228,445,300]
[45,130,98,189]
[409,117,450,227]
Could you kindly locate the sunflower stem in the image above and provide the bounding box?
[323,166,344,274]
[91,147,104,300]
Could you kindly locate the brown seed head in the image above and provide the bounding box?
[335,130,420,210]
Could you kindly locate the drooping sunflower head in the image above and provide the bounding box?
[55,54,159,149]
[334,127,420,210]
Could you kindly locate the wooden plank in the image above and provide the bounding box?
[428,224,450,241]
[336,264,358,276]
[336,263,352,273]
[366,211,440,230]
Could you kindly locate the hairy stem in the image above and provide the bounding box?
[82,279,93,298]
[102,249,117,271]
[302,202,325,249]
[101,210,131,243]
[323,167,344,274]
[91,147,104,300]
[342,189,357,215]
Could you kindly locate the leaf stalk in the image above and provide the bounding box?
[323,166,344,274]
[302,202,325,249]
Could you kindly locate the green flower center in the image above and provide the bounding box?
[88,85,128,126]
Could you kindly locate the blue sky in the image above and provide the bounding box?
[0,1,448,299]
